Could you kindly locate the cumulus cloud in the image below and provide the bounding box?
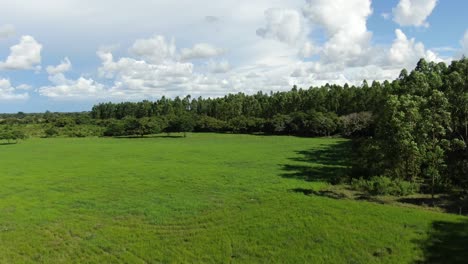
[46,57,72,75]
[180,43,225,61]
[0,78,29,100]
[31,0,455,103]
[291,67,309,78]
[302,0,373,64]
[208,60,231,74]
[42,42,296,100]
[0,35,42,70]
[461,30,468,57]
[41,55,106,99]
[299,41,318,58]
[99,50,193,79]
[256,8,305,45]
[16,84,32,90]
[0,24,15,40]
[39,74,106,99]
[393,0,438,27]
[388,29,442,67]
[98,50,204,98]
[129,35,176,64]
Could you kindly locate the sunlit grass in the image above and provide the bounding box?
[0,133,464,263]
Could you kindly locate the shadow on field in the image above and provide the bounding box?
[416,220,468,264]
[398,196,468,216]
[0,142,17,145]
[113,134,184,139]
[291,188,347,199]
[280,141,351,184]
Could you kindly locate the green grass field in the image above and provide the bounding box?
[0,134,466,263]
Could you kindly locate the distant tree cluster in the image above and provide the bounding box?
[0,127,26,143]
[90,81,384,137]
[89,58,468,196]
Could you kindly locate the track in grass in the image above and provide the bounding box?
[0,134,466,263]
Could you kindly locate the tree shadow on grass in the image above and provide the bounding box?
[398,196,468,216]
[111,134,184,139]
[415,220,468,264]
[280,141,352,184]
[290,188,347,199]
[0,142,17,145]
[291,141,352,167]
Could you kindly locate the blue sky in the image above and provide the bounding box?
[0,0,466,113]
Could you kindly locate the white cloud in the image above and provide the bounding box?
[461,30,468,57]
[39,73,106,99]
[46,57,72,75]
[291,67,309,77]
[99,50,193,80]
[41,42,299,100]
[299,41,318,58]
[256,8,305,45]
[16,84,32,90]
[302,0,373,64]
[0,35,42,70]
[208,60,231,74]
[20,0,460,104]
[381,13,391,20]
[0,78,29,100]
[0,24,15,40]
[388,29,442,67]
[180,43,225,61]
[129,35,176,64]
[97,51,204,98]
[393,0,438,27]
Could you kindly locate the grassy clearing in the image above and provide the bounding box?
[0,133,466,263]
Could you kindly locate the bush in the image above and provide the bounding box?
[44,127,59,138]
[0,128,27,143]
[351,176,419,196]
[195,116,228,132]
[103,121,125,137]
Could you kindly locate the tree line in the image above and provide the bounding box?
[89,58,468,195]
[1,58,466,196]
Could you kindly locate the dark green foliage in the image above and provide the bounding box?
[0,127,27,143]
[166,114,195,137]
[265,114,293,134]
[103,117,163,137]
[43,127,59,138]
[89,80,382,137]
[351,176,419,196]
[228,116,265,134]
[195,115,228,132]
[54,117,75,128]
[103,120,125,137]
[348,58,468,197]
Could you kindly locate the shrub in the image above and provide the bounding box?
[103,121,125,137]
[44,127,59,138]
[351,176,419,196]
[195,116,228,132]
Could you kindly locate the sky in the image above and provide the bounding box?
[0,0,467,113]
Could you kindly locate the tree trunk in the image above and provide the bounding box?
[431,175,435,206]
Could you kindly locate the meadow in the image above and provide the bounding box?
[0,134,466,263]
